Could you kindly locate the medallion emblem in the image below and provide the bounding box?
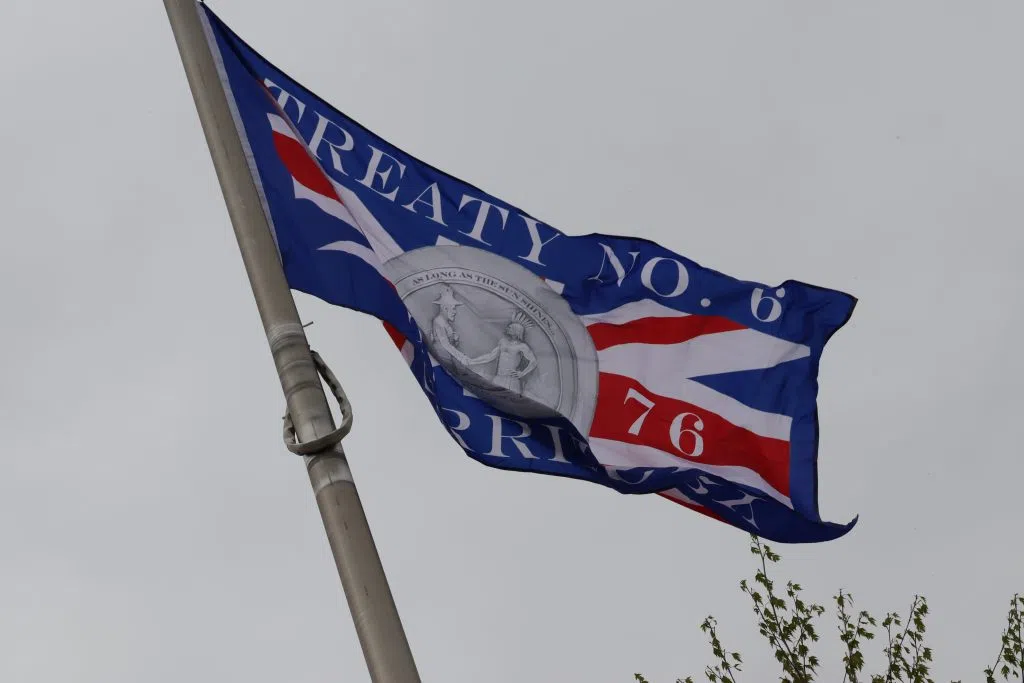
[385,245,598,434]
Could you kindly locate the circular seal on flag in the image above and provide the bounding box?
[384,245,598,435]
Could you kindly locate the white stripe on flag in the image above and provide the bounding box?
[599,328,810,380]
[293,179,358,229]
[331,180,405,263]
[268,112,297,139]
[661,488,702,507]
[588,437,792,507]
[318,240,390,280]
[581,299,690,326]
[400,341,415,366]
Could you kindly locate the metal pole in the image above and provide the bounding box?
[162,2,420,681]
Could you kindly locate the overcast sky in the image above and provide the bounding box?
[2,0,1022,681]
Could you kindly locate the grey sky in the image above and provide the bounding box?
[2,0,1022,681]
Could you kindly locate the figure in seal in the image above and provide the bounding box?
[465,310,538,394]
[430,285,469,364]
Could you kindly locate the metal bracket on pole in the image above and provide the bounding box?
[283,350,352,455]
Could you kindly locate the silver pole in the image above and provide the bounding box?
[162,2,420,681]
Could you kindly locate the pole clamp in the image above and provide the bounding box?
[282,350,353,455]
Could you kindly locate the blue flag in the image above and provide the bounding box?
[196,2,857,542]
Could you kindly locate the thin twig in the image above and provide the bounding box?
[886,597,920,683]
[754,537,800,674]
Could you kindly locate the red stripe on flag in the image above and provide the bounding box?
[382,321,407,349]
[590,372,790,496]
[587,315,745,351]
[271,132,338,200]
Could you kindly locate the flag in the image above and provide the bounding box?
[195,3,857,543]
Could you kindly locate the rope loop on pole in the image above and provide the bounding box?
[282,349,353,455]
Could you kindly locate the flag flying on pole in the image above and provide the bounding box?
[196,3,857,542]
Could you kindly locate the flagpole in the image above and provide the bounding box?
[162,2,420,680]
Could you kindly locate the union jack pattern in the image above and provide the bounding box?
[199,3,857,542]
